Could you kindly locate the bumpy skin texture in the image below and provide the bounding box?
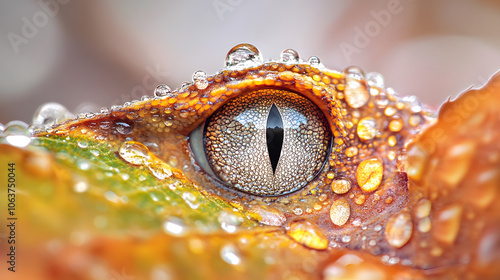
[1,50,499,279]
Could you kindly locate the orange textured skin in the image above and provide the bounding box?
[3,53,500,279]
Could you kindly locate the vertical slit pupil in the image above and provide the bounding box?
[266,104,284,174]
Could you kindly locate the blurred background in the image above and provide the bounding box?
[1,0,500,124]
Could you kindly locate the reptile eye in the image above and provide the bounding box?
[190,88,331,196]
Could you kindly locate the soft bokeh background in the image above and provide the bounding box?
[1,0,500,124]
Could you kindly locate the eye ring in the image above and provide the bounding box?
[190,88,332,196]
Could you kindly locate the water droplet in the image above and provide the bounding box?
[366,72,385,88]
[375,93,389,108]
[120,173,130,181]
[280,49,300,64]
[319,193,328,202]
[293,206,303,215]
[0,123,5,133]
[345,146,358,157]
[308,56,321,66]
[323,254,387,280]
[344,77,369,108]
[330,198,350,226]
[406,115,420,128]
[388,257,400,265]
[220,244,241,265]
[369,240,377,247]
[342,235,351,243]
[73,180,89,193]
[114,120,134,135]
[77,140,88,149]
[415,198,431,218]
[401,95,422,113]
[356,158,383,192]
[357,117,377,141]
[384,212,413,248]
[90,149,100,157]
[2,121,31,147]
[388,135,397,147]
[164,120,174,127]
[77,159,90,170]
[192,70,209,90]
[148,161,173,180]
[225,43,263,70]
[433,204,463,245]
[100,107,110,114]
[389,119,403,132]
[344,66,365,80]
[418,217,431,233]
[104,191,120,203]
[352,218,362,227]
[32,102,72,128]
[331,179,351,194]
[286,219,328,250]
[154,84,172,97]
[355,194,366,205]
[248,205,286,226]
[163,217,186,236]
[374,224,382,232]
[218,210,242,233]
[384,106,397,117]
[119,141,151,165]
[182,191,200,210]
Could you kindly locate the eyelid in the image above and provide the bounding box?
[172,64,348,143]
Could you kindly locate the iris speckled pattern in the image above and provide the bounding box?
[0,44,500,279]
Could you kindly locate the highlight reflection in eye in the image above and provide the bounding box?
[190,89,331,196]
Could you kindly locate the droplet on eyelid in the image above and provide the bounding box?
[154,84,172,97]
[308,56,321,66]
[192,70,209,90]
[280,49,300,64]
[366,72,385,88]
[225,43,263,70]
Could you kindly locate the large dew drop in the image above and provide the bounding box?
[225,43,263,70]
[280,49,300,64]
[163,217,186,236]
[118,141,151,165]
[32,102,73,129]
[330,198,351,226]
[220,244,241,265]
[2,121,31,148]
[154,84,173,97]
[356,158,383,192]
[384,212,413,248]
[192,70,208,90]
[286,219,328,250]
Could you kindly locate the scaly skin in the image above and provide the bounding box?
[0,45,499,279]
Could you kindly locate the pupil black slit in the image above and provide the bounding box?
[266,104,284,174]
